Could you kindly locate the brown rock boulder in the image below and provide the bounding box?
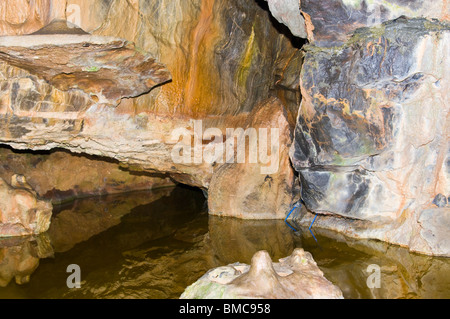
[208,97,296,219]
[0,177,52,237]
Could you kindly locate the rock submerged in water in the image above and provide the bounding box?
[0,177,52,237]
[180,249,343,299]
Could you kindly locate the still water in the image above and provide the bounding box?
[0,186,449,299]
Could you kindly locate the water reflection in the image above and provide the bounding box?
[0,235,52,288]
[0,186,448,299]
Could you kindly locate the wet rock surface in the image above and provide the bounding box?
[289,18,450,256]
[181,249,344,299]
[0,177,52,237]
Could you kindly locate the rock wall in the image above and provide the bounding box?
[0,0,302,117]
[0,147,174,203]
[0,0,300,217]
[267,0,448,46]
[208,97,297,219]
[291,18,449,224]
[0,177,52,237]
[0,0,448,256]
[266,1,449,256]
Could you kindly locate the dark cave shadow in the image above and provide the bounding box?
[0,144,171,181]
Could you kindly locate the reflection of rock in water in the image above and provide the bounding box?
[302,227,450,299]
[47,188,174,253]
[1,186,448,299]
[37,186,209,299]
[0,235,53,287]
[207,216,298,265]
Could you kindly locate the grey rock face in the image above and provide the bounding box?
[433,194,448,208]
[289,18,450,255]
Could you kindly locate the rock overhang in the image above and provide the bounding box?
[0,21,172,106]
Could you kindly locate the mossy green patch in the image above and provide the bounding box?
[83,66,100,72]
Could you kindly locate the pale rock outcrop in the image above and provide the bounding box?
[0,177,52,237]
[181,249,343,299]
[265,0,307,38]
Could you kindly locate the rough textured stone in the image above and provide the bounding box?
[0,147,174,203]
[265,0,307,38]
[208,97,296,219]
[0,0,301,197]
[0,0,302,117]
[264,0,449,46]
[433,194,448,208]
[180,249,343,299]
[0,177,52,237]
[0,20,172,106]
[289,18,450,256]
[415,208,450,257]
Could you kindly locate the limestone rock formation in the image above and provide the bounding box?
[265,0,448,46]
[265,0,307,38]
[208,97,297,219]
[290,18,449,256]
[0,0,301,200]
[0,177,52,237]
[0,19,171,106]
[180,249,343,299]
[0,147,174,203]
[0,0,447,254]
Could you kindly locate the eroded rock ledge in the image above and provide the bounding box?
[0,20,171,106]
